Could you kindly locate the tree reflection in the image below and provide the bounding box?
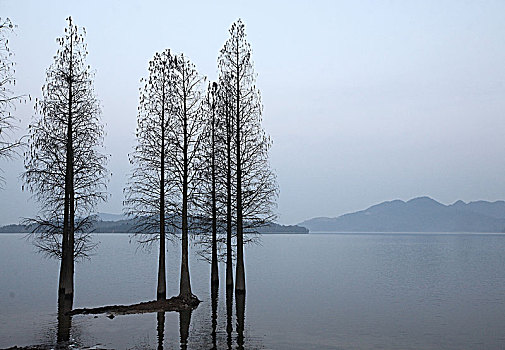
[226,286,233,349]
[157,311,165,350]
[179,308,192,350]
[211,283,218,349]
[236,292,245,350]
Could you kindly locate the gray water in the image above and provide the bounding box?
[1,233,505,349]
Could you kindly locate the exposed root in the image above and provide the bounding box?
[69,295,200,317]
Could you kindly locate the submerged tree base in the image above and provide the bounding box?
[69,295,200,317]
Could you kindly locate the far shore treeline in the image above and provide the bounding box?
[0,219,308,234]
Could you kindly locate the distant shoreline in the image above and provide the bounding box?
[307,231,505,235]
[0,220,309,235]
[3,231,505,236]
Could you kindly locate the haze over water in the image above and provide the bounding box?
[2,1,505,225]
[1,233,505,349]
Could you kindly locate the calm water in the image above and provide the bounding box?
[1,233,505,349]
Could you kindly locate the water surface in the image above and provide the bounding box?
[1,233,505,349]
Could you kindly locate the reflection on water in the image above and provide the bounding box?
[226,286,233,349]
[4,234,505,349]
[155,308,197,350]
[236,292,246,350]
[211,283,218,349]
[50,288,251,350]
[156,311,165,350]
[179,308,192,350]
[152,287,249,350]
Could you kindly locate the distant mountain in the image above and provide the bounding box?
[96,212,128,221]
[90,219,135,233]
[299,197,505,233]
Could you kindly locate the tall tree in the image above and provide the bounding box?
[193,81,226,287]
[217,73,236,290]
[207,82,220,287]
[0,17,25,184]
[168,53,206,302]
[23,17,108,298]
[219,19,278,294]
[124,49,175,300]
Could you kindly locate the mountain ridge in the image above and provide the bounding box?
[299,197,505,233]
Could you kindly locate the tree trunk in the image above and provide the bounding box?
[225,104,233,290]
[61,28,74,297]
[58,258,67,296]
[65,170,74,297]
[57,291,73,343]
[157,81,167,300]
[180,211,192,300]
[157,224,166,300]
[179,77,192,300]
[235,42,246,294]
[63,74,75,298]
[211,102,219,287]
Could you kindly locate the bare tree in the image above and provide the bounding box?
[206,82,220,287]
[124,48,175,300]
[23,17,108,298]
[193,81,227,287]
[217,73,236,290]
[0,17,25,184]
[167,53,206,302]
[219,19,278,294]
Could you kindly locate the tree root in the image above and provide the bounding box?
[69,295,200,317]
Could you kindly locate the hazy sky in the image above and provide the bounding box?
[1,0,504,225]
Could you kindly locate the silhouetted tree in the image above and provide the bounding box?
[194,75,236,290]
[124,49,175,300]
[167,53,206,301]
[23,17,108,298]
[219,19,278,294]
[218,74,237,290]
[206,82,220,287]
[218,72,236,293]
[0,17,25,185]
[193,81,226,287]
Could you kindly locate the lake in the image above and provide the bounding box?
[1,233,505,349]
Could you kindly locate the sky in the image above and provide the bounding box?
[1,0,505,225]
